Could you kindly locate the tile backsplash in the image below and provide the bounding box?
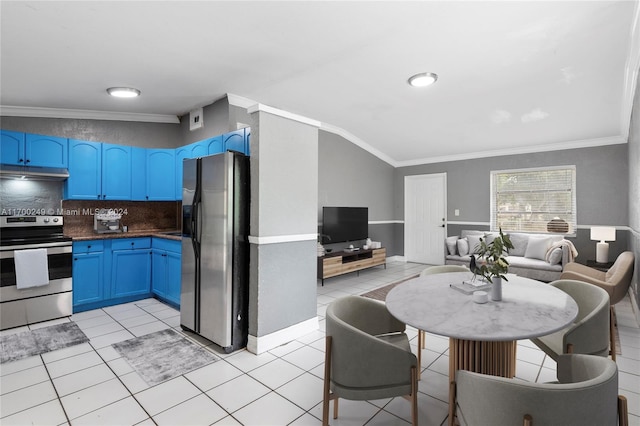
[0,179,63,216]
[62,200,180,235]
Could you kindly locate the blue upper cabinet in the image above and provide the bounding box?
[102,143,132,200]
[65,140,132,200]
[131,147,147,201]
[146,149,176,200]
[223,129,246,154]
[245,128,251,156]
[1,131,68,168]
[175,141,209,200]
[206,136,223,155]
[65,140,102,199]
[1,130,26,165]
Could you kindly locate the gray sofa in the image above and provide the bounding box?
[445,230,577,282]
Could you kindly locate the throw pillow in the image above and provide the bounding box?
[446,236,458,255]
[524,236,552,260]
[548,247,563,264]
[467,234,483,254]
[509,233,529,257]
[457,238,469,256]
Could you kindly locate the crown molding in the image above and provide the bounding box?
[319,123,398,167]
[395,135,628,168]
[246,103,322,128]
[0,105,179,123]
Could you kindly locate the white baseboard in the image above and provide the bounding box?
[247,316,319,354]
[388,255,406,263]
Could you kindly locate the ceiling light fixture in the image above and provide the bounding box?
[408,72,438,87]
[106,87,141,98]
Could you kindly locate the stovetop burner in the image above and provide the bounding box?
[0,216,72,249]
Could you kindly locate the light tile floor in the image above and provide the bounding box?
[1,261,639,425]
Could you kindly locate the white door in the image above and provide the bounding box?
[404,173,446,264]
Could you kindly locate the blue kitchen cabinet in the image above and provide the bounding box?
[223,129,246,153]
[146,149,176,200]
[101,143,132,200]
[1,130,25,165]
[1,131,68,168]
[205,136,223,155]
[175,141,208,200]
[131,147,147,200]
[65,140,132,200]
[26,134,68,168]
[72,241,106,309]
[66,140,102,199]
[111,238,152,298]
[151,238,181,307]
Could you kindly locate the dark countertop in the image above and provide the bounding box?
[68,229,182,242]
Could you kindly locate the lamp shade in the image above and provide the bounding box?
[590,226,616,242]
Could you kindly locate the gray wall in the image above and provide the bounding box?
[627,71,640,311]
[248,110,318,341]
[394,144,630,262]
[318,131,399,253]
[0,116,181,148]
[178,97,231,145]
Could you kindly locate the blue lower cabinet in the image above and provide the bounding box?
[111,238,151,298]
[151,238,181,307]
[73,238,153,312]
[73,251,105,307]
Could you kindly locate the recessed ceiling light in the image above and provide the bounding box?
[107,87,141,98]
[408,72,438,87]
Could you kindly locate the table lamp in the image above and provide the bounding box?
[590,226,616,263]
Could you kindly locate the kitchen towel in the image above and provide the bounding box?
[14,248,49,289]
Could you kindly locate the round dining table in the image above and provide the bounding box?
[385,271,578,425]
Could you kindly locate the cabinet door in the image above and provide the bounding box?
[73,252,104,306]
[112,249,151,298]
[151,249,168,299]
[25,134,68,168]
[0,130,25,165]
[65,140,102,200]
[131,147,147,201]
[206,136,223,155]
[146,149,176,200]
[222,130,246,154]
[166,250,182,306]
[175,146,190,201]
[102,143,132,200]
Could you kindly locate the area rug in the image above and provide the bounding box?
[360,274,419,301]
[112,328,218,386]
[0,322,89,364]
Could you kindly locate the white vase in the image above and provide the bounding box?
[490,277,502,301]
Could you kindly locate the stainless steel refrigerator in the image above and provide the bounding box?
[180,151,249,353]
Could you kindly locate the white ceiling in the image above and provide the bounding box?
[1,1,639,166]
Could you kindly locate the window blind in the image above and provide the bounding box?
[490,166,576,235]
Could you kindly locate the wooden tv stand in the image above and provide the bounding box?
[318,247,386,285]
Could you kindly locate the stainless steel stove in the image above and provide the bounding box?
[0,216,73,330]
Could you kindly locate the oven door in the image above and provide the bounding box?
[0,244,73,330]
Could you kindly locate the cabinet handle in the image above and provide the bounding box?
[87,245,91,249]
[18,158,24,163]
[97,195,101,199]
[25,159,30,164]
[74,257,78,261]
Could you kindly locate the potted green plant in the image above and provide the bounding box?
[474,228,514,301]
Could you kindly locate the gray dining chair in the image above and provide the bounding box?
[452,354,628,426]
[531,279,610,360]
[417,264,470,372]
[323,295,418,426]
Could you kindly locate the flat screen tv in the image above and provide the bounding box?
[322,207,368,244]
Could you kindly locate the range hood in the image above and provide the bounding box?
[0,164,69,181]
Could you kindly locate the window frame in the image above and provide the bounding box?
[490,165,577,236]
